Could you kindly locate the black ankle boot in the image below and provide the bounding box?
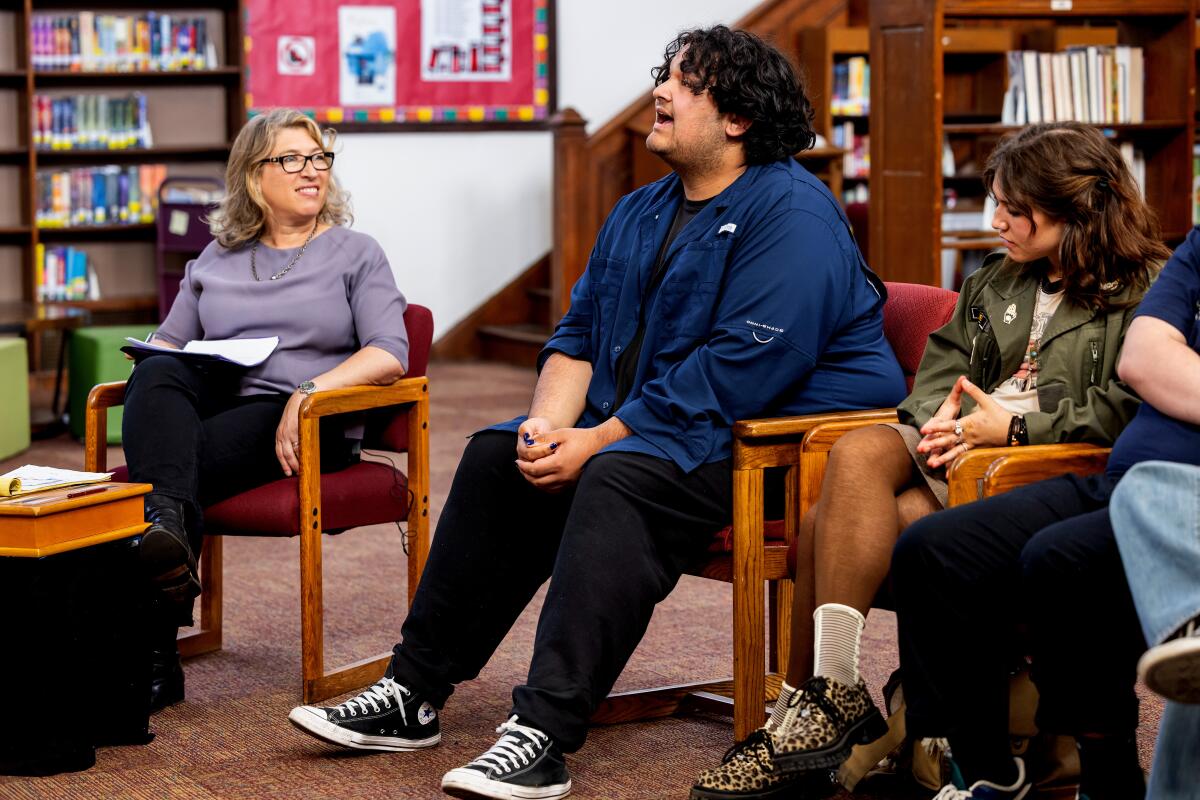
[149,621,184,712]
[140,493,200,609]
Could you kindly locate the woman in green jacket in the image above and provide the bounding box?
[691,121,1170,800]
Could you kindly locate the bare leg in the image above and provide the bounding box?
[813,425,939,614]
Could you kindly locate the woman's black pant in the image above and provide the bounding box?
[389,430,735,753]
[891,472,1147,746]
[122,355,356,554]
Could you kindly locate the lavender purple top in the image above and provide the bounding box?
[156,225,409,401]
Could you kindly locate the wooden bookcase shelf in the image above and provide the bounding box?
[0,0,245,319]
[41,295,157,312]
[37,223,157,241]
[33,67,241,87]
[36,144,234,165]
[798,26,871,206]
[868,0,1195,287]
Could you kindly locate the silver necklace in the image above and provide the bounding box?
[251,220,318,281]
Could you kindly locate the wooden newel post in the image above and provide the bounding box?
[551,107,589,318]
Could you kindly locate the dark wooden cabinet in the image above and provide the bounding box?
[868,0,1195,287]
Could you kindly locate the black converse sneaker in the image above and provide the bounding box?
[287,676,440,751]
[441,716,571,800]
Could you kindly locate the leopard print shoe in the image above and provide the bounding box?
[771,675,888,775]
[689,728,836,800]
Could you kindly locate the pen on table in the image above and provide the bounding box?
[67,486,110,499]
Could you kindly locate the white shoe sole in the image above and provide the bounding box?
[287,706,440,752]
[1139,636,1200,704]
[441,767,571,799]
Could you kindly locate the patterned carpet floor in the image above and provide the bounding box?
[0,361,1161,799]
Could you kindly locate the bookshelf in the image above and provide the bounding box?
[798,27,870,206]
[867,0,1195,288]
[0,0,244,319]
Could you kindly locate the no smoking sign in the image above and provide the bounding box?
[277,36,316,76]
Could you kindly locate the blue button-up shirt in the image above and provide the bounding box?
[495,158,906,471]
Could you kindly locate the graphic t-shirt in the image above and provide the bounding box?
[989,283,1065,415]
[1106,227,1200,478]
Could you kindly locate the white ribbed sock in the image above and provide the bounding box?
[766,681,800,733]
[812,602,866,686]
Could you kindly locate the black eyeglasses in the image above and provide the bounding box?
[258,152,335,173]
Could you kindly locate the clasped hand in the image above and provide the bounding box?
[515,416,600,492]
[916,376,1011,469]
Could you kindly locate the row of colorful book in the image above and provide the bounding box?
[31,13,217,73]
[1001,46,1144,126]
[831,57,869,117]
[33,93,153,151]
[34,245,98,302]
[36,164,167,228]
[831,122,869,180]
[1194,145,1200,226]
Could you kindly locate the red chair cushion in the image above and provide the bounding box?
[112,462,410,536]
[708,518,787,554]
[882,282,958,391]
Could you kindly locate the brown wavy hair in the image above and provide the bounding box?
[207,108,352,250]
[982,121,1168,308]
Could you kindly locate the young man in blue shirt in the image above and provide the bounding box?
[289,25,905,799]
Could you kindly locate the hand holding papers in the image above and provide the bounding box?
[121,336,279,368]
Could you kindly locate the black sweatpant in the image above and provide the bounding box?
[122,355,356,552]
[389,430,733,752]
[891,472,1147,758]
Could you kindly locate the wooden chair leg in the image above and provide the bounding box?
[178,535,223,658]
[732,468,767,741]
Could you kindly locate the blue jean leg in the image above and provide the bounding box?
[1110,461,1200,800]
[1109,461,1200,648]
[1147,702,1200,800]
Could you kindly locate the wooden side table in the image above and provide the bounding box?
[0,482,154,776]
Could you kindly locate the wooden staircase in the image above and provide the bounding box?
[434,0,861,367]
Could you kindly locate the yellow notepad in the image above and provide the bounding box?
[0,465,114,498]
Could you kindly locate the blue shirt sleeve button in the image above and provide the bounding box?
[613,345,621,353]
[602,401,610,409]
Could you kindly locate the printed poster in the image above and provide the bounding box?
[339,6,397,107]
[422,0,511,82]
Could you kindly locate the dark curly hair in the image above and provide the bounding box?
[651,25,816,165]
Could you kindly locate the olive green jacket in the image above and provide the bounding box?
[897,253,1146,445]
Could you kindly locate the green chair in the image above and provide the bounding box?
[69,325,157,444]
[0,337,30,460]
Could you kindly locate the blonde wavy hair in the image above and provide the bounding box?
[208,108,352,249]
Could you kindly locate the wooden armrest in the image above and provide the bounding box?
[299,376,429,419]
[983,444,1110,498]
[87,381,129,411]
[946,446,1010,506]
[947,444,1111,506]
[799,412,900,453]
[734,408,896,440]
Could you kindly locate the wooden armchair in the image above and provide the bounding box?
[592,283,960,740]
[83,305,434,703]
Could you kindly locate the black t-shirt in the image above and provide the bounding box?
[611,195,713,412]
[1106,227,1200,478]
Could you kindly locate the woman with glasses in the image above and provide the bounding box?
[122,107,409,711]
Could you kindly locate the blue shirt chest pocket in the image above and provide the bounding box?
[589,256,627,337]
[656,240,730,340]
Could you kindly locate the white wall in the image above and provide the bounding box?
[341,0,761,338]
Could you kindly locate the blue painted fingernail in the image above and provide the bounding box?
[549,442,558,450]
